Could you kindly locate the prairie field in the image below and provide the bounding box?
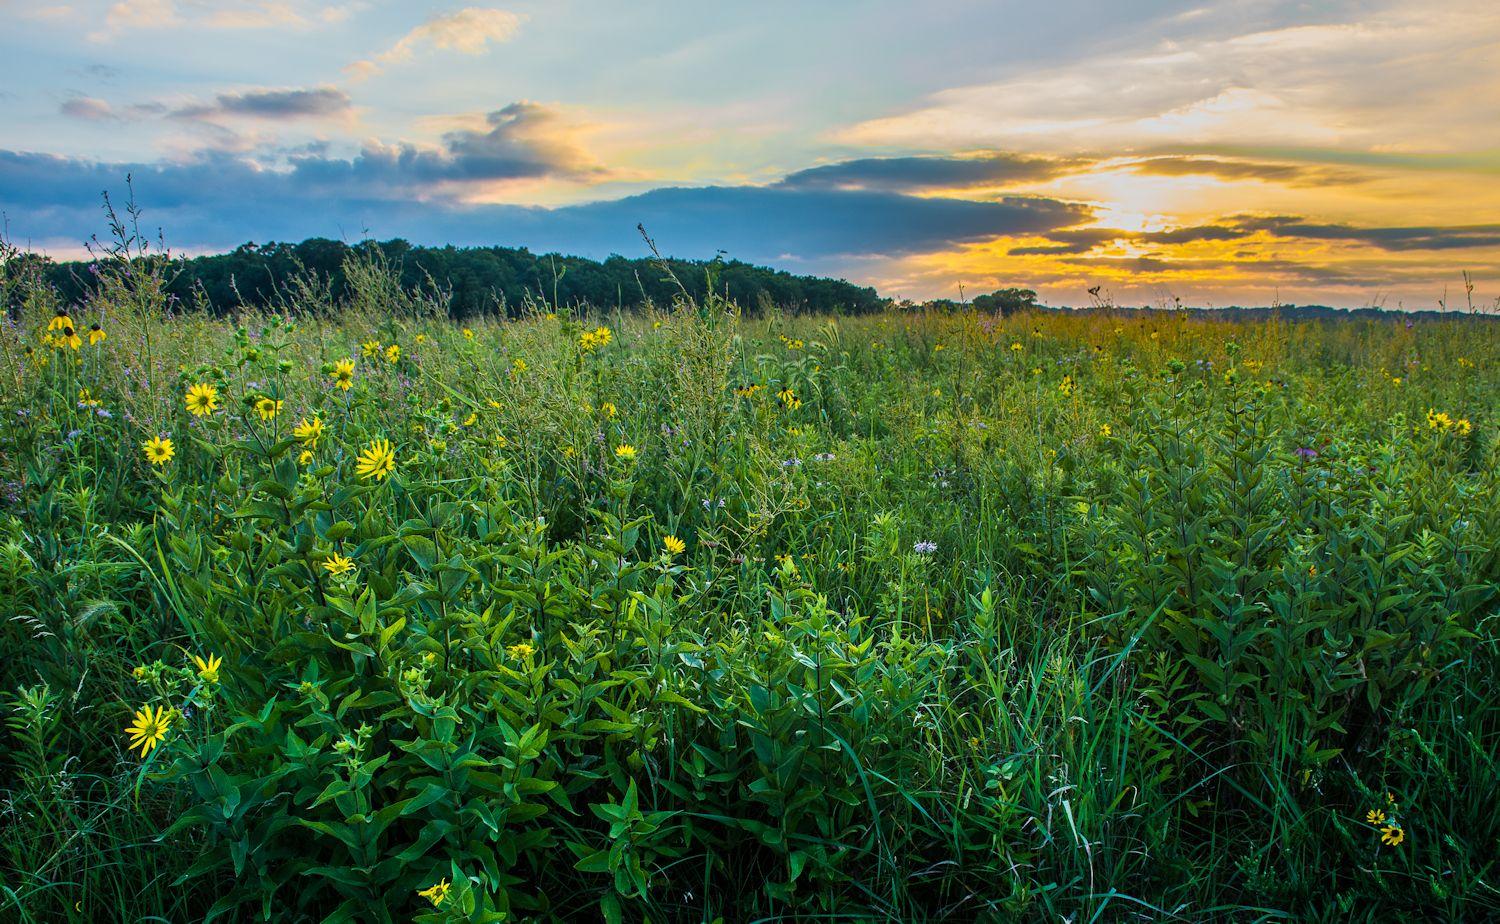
[1,254,1497,922]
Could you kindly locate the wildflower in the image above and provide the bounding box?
[361,340,381,358]
[324,552,355,576]
[913,540,937,555]
[254,397,283,421]
[191,653,222,684]
[614,444,638,461]
[494,434,508,449]
[293,416,325,447]
[512,358,527,374]
[506,642,536,660]
[1059,375,1075,397]
[463,328,475,339]
[663,534,686,556]
[414,334,427,345]
[1366,809,1387,825]
[89,323,106,345]
[384,344,400,364]
[331,359,356,390]
[600,402,617,419]
[78,388,101,408]
[1099,424,1112,437]
[123,704,171,756]
[356,438,397,481]
[776,387,801,410]
[579,326,613,352]
[185,383,219,417]
[58,326,82,350]
[1380,824,1405,846]
[462,412,478,427]
[48,310,73,332]
[1295,446,1318,459]
[299,450,313,465]
[142,436,175,466]
[418,879,451,907]
[1010,341,1023,352]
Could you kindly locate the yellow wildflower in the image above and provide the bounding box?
[191,653,222,684]
[663,535,686,556]
[185,383,219,417]
[123,704,171,756]
[142,436,175,466]
[356,438,397,481]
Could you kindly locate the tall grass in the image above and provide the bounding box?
[0,245,1495,921]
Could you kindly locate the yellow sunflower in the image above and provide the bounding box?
[123,704,172,756]
[185,383,219,417]
[355,438,397,481]
[142,436,175,466]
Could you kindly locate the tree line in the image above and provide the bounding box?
[28,238,894,318]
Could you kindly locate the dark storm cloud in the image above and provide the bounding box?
[0,148,1092,263]
[776,152,1079,192]
[174,86,352,120]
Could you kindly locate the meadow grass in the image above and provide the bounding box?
[0,252,1496,922]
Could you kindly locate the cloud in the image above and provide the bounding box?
[348,8,524,80]
[82,0,359,38]
[840,1,1500,154]
[1009,215,1500,256]
[59,96,116,121]
[1232,215,1500,251]
[1122,155,1367,186]
[776,152,1079,192]
[0,146,1091,265]
[173,87,352,121]
[58,95,166,122]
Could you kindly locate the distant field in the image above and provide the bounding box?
[1,253,1496,922]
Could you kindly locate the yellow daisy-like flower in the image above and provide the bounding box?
[123,704,171,756]
[511,358,527,374]
[58,326,83,350]
[662,535,686,556]
[1380,824,1404,846]
[361,340,381,358]
[1099,423,1112,437]
[1059,375,1075,397]
[293,416,324,447]
[463,328,475,339]
[1010,341,1023,352]
[1366,809,1386,825]
[600,402,617,419]
[355,438,397,481]
[142,436,175,466]
[506,642,535,660]
[776,387,801,410]
[331,358,356,391]
[614,444,637,461]
[48,311,73,332]
[384,344,401,364]
[88,324,106,345]
[255,397,283,421]
[191,652,222,684]
[417,879,451,907]
[324,552,355,576]
[415,334,427,345]
[185,383,219,417]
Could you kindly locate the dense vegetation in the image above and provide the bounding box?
[23,237,888,319]
[0,243,1496,922]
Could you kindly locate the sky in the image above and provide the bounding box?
[2,0,1499,308]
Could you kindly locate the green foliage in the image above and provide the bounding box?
[0,253,1496,921]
